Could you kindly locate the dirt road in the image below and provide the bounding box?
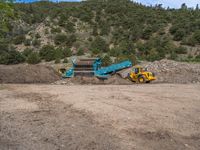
[0,84,200,150]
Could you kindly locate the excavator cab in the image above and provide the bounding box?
[129,66,156,83]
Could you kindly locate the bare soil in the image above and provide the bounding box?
[1,84,200,150]
[0,64,60,84]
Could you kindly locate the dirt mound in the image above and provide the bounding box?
[0,64,60,83]
[54,75,132,85]
[142,59,200,84]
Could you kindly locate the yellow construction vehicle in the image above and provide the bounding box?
[128,66,156,83]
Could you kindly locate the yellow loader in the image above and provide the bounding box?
[128,66,156,83]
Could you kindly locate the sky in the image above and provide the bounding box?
[134,0,200,8]
[15,0,200,9]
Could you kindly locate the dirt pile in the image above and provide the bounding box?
[54,75,132,85]
[0,64,60,83]
[142,59,200,84]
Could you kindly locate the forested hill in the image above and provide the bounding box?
[1,0,200,65]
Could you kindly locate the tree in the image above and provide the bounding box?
[65,22,75,33]
[173,29,186,41]
[54,34,68,45]
[39,45,56,61]
[13,35,26,45]
[101,55,112,66]
[196,4,199,10]
[22,48,33,57]
[54,58,61,64]
[77,48,84,56]
[0,0,14,36]
[63,48,72,57]
[0,50,25,64]
[193,30,200,44]
[90,36,108,53]
[27,52,41,64]
[63,58,68,63]
[181,3,187,9]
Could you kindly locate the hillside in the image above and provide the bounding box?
[1,0,200,65]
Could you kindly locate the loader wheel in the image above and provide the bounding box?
[138,76,146,83]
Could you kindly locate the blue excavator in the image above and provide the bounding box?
[59,58,132,79]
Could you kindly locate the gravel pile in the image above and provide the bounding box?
[142,59,200,84]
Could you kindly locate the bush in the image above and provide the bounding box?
[109,48,122,57]
[63,58,68,63]
[45,28,49,34]
[55,58,61,64]
[115,54,137,64]
[63,48,72,57]
[35,33,41,39]
[24,39,31,46]
[173,29,186,41]
[51,27,61,34]
[90,36,108,53]
[27,52,41,64]
[174,46,187,54]
[13,35,26,45]
[193,30,200,44]
[77,48,84,56]
[65,22,75,33]
[54,34,68,45]
[39,45,56,61]
[55,48,64,59]
[22,48,33,57]
[32,39,41,47]
[142,26,153,40]
[0,50,25,64]
[101,55,112,66]
[66,34,77,47]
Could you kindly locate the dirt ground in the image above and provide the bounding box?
[0,64,60,84]
[0,84,200,150]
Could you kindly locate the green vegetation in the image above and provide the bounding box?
[27,52,41,64]
[39,45,56,61]
[101,55,112,66]
[0,50,25,65]
[1,0,200,65]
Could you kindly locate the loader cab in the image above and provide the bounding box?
[133,67,143,74]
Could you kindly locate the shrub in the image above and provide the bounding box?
[63,58,68,63]
[65,22,75,33]
[63,48,72,57]
[101,55,112,66]
[22,48,33,57]
[35,33,41,39]
[90,36,108,53]
[24,39,31,46]
[0,50,25,64]
[51,27,61,34]
[77,48,84,56]
[109,48,122,57]
[173,29,186,41]
[39,45,56,61]
[55,58,61,64]
[32,39,41,47]
[54,34,76,47]
[142,26,153,40]
[66,34,77,47]
[193,30,200,44]
[174,46,187,54]
[55,48,64,59]
[13,35,26,45]
[54,34,68,45]
[27,52,41,64]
